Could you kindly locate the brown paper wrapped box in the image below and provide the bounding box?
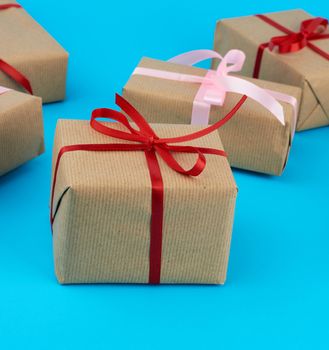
[51,119,237,284]
[213,10,329,131]
[0,0,68,103]
[0,89,44,176]
[123,57,301,176]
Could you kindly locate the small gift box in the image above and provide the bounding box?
[123,50,301,176]
[0,87,44,176]
[0,1,68,103]
[213,10,329,131]
[50,95,237,285]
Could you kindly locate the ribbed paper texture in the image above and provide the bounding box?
[0,0,68,103]
[0,90,44,176]
[51,120,237,284]
[213,9,329,131]
[123,58,301,175]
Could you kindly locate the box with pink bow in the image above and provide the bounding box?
[123,50,301,176]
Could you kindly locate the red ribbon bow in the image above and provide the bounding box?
[0,3,33,94]
[50,94,247,284]
[253,15,329,78]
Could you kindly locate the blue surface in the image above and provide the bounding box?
[0,0,328,348]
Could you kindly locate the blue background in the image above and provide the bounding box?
[0,0,328,348]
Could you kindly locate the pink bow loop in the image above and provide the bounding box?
[217,49,246,75]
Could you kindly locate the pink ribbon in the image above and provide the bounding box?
[0,86,10,95]
[132,50,299,134]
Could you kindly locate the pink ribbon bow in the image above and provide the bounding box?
[133,50,298,134]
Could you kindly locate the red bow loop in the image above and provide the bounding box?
[301,17,328,36]
[116,94,157,138]
[155,144,207,176]
[90,107,148,143]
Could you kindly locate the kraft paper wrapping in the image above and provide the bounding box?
[0,90,44,176]
[51,119,237,284]
[0,0,68,103]
[213,9,329,131]
[123,58,301,176]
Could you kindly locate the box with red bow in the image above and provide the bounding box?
[213,10,329,131]
[0,1,68,103]
[50,95,238,284]
[0,87,44,176]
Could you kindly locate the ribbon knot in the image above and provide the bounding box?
[145,135,159,151]
[201,49,247,107]
[268,17,329,54]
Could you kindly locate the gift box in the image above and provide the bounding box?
[0,87,44,176]
[0,1,68,103]
[123,52,301,176]
[213,10,329,131]
[50,95,237,285]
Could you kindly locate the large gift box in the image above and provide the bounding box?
[50,95,237,284]
[123,51,301,176]
[0,87,44,176]
[213,10,329,131]
[0,1,68,103]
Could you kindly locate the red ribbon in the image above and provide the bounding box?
[50,94,247,284]
[0,3,33,94]
[0,4,22,10]
[253,14,329,78]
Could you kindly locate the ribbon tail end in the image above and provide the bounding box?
[277,109,285,125]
